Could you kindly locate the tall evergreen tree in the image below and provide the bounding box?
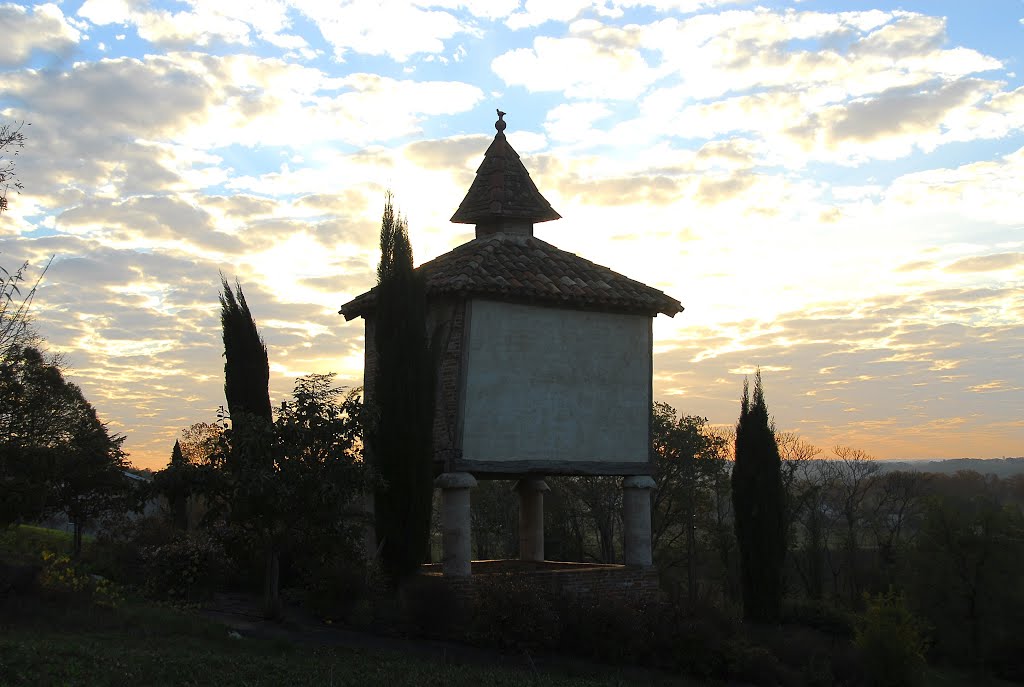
[217,278,280,618]
[219,277,272,424]
[370,194,435,584]
[731,370,786,622]
[152,439,193,530]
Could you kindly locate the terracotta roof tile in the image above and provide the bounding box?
[339,233,684,320]
[450,112,560,226]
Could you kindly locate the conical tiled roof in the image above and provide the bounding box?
[339,233,684,320]
[450,111,561,227]
[339,112,684,321]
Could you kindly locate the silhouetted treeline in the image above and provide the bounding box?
[466,428,1024,679]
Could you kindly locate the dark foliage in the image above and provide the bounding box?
[908,491,1024,675]
[0,346,131,554]
[369,195,435,584]
[219,277,272,425]
[151,440,197,530]
[204,368,365,618]
[731,370,786,622]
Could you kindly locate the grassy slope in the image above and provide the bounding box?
[0,599,688,687]
[0,526,691,687]
[0,525,77,563]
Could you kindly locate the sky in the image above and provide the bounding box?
[1,0,1022,470]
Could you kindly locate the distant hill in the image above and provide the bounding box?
[878,458,1024,477]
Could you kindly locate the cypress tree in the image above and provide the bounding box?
[219,277,272,425]
[731,370,786,622]
[218,277,280,618]
[370,194,435,584]
[165,440,190,530]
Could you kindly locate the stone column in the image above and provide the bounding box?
[434,472,478,577]
[514,478,549,562]
[622,475,657,567]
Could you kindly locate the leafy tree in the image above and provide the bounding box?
[369,194,435,584]
[208,373,364,617]
[1,258,50,364]
[1,121,27,214]
[651,402,728,606]
[178,422,221,465]
[554,476,622,564]
[0,346,64,526]
[0,345,130,555]
[731,370,785,622]
[215,280,365,616]
[471,480,517,560]
[910,491,1024,672]
[789,458,837,601]
[50,384,131,557]
[829,446,881,604]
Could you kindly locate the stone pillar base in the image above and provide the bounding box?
[514,478,549,562]
[622,475,656,567]
[434,472,478,577]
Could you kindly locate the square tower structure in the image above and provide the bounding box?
[340,112,683,576]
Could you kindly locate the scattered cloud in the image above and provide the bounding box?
[3,1,1021,467]
[945,253,1024,273]
[0,2,81,66]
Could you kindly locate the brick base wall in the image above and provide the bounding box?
[416,560,661,605]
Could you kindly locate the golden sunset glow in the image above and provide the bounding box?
[1,1,1021,469]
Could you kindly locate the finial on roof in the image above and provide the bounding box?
[449,109,561,232]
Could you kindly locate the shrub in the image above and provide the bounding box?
[139,531,228,601]
[745,622,864,687]
[0,560,40,595]
[781,598,856,638]
[646,600,738,678]
[469,575,560,651]
[302,556,372,623]
[559,597,649,664]
[724,639,793,687]
[855,590,927,687]
[87,515,176,586]
[38,550,126,609]
[398,577,468,638]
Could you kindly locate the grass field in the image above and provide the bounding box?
[0,525,79,563]
[0,527,1014,687]
[0,526,693,687]
[0,595,695,687]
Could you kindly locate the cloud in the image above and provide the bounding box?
[404,135,491,170]
[0,2,81,67]
[511,8,1014,167]
[651,284,1024,458]
[884,145,1024,224]
[945,253,1024,273]
[543,102,612,143]
[505,0,751,29]
[78,0,306,52]
[287,0,468,62]
[695,170,757,205]
[493,24,659,99]
[826,78,996,145]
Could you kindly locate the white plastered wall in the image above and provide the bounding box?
[459,299,651,466]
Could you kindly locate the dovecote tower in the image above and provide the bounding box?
[340,112,683,577]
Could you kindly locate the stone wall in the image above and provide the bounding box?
[418,560,661,605]
[428,297,466,469]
